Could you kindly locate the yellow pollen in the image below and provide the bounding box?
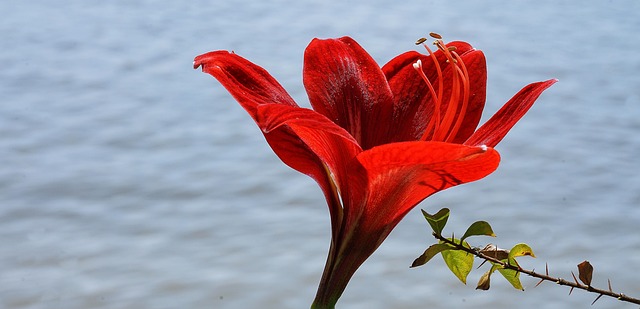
[413,35,472,143]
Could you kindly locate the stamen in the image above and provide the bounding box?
[417,40,445,141]
[432,42,462,141]
[413,34,472,143]
[444,51,471,142]
[413,60,441,140]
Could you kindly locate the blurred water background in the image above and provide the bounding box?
[1,1,639,308]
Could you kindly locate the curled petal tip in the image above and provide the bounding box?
[193,50,233,70]
[193,54,209,70]
[543,78,559,86]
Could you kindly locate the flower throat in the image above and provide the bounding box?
[412,33,471,143]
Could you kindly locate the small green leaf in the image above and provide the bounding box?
[508,243,536,259]
[421,208,450,235]
[497,267,524,290]
[411,243,452,268]
[441,239,473,284]
[461,221,496,241]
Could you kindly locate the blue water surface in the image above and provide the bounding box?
[1,1,639,308]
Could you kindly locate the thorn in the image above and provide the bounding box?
[477,260,488,269]
[535,278,544,288]
[608,279,612,292]
[591,294,603,305]
[571,271,579,285]
[569,286,574,295]
[545,263,549,275]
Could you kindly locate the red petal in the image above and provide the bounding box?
[255,104,362,242]
[449,49,487,143]
[256,104,362,180]
[303,37,394,150]
[194,50,298,119]
[382,51,432,142]
[348,141,500,231]
[465,79,558,147]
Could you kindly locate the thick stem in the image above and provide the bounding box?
[310,226,375,309]
[310,252,352,309]
[311,244,340,309]
[310,296,337,309]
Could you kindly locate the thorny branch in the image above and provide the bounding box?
[433,232,640,306]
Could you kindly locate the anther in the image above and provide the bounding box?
[415,37,428,45]
[429,32,442,39]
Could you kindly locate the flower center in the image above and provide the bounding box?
[412,33,471,143]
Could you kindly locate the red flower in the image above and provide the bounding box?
[194,36,555,308]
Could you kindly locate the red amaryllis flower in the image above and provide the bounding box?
[194,35,555,308]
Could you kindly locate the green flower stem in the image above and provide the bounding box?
[310,299,336,309]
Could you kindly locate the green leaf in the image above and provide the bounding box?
[508,243,536,259]
[497,267,524,290]
[441,238,473,284]
[411,243,452,268]
[461,221,496,241]
[497,244,534,274]
[421,208,450,235]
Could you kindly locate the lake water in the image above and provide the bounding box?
[1,1,639,308]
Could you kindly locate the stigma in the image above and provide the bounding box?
[413,33,471,143]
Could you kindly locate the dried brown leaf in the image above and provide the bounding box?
[577,260,593,286]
